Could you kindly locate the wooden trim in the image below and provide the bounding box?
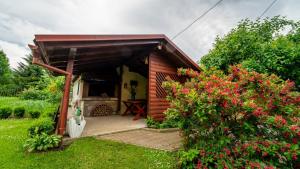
[117,65,123,113]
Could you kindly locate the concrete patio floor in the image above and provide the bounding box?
[97,129,182,151]
[81,115,146,137]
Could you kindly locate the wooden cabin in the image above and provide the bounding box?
[29,34,200,135]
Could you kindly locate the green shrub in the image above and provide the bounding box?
[0,107,12,119]
[28,118,54,137]
[23,133,61,152]
[163,66,300,168]
[14,107,25,118]
[0,84,22,96]
[146,117,178,129]
[146,117,160,128]
[29,111,41,119]
[19,88,49,100]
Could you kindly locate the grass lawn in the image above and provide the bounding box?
[0,119,176,169]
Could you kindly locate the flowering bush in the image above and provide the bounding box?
[163,65,300,168]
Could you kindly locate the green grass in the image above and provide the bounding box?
[0,119,176,169]
[0,97,57,117]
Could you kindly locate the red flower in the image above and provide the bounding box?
[232,98,238,105]
[274,115,287,125]
[221,101,228,108]
[292,153,298,160]
[264,166,275,169]
[262,152,268,157]
[252,107,267,117]
[223,148,231,155]
[181,88,189,95]
[292,138,298,144]
[223,127,229,133]
[290,125,299,132]
[196,160,202,169]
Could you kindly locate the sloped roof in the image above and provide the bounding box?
[30,34,200,74]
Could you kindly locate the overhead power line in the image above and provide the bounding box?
[259,0,278,18]
[171,0,224,40]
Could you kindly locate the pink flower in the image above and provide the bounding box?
[181,88,189,95]
[172,86,177,95]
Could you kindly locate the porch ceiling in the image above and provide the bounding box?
[30,34,200,75]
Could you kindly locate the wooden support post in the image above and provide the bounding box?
[58,48,76,135]
[58,60,74,135]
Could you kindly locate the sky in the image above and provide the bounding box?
[0,0,299,68]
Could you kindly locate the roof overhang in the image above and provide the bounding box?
[29,34,200,74]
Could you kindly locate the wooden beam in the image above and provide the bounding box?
[36,42,50,64]
[48,44,155,58]
[45,40,160,49]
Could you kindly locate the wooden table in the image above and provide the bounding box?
[122,99,146,120]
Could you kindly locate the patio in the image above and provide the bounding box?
[81,115,146,137]
[97,129,181,151]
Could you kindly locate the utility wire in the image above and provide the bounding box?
[171,0,224,40]
[259,0,278,18]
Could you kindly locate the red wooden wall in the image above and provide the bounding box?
[148,52,180,121]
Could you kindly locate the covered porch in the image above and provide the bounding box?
[29,34,200,137]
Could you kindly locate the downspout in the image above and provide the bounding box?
[29,44,72,136]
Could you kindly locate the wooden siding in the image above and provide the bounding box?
[148,52,178,121]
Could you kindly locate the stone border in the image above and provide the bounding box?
[142,127,179,133]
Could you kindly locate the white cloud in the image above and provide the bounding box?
[0,0,299,68]
[0,40,29,68]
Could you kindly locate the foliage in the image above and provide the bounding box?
[19,88,50,100]
[163,66,300,168]
[0,119,176,169]
[0,51,64,102]
[0,97,58,117]
[44,76,64,103]
[29,111,41,119]
[146,116,178,129]
[201,16,300,88]
[0,107,12,119]
[28,118,54,137]
[13,54,46,90]
[0,84,23,96]
[23,133,61,152]
[0,50,12,84]
[14,107,25,118]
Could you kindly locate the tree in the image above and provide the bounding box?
[0,50,12,84]
[201,16,300,88]
[13,54,47,90]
